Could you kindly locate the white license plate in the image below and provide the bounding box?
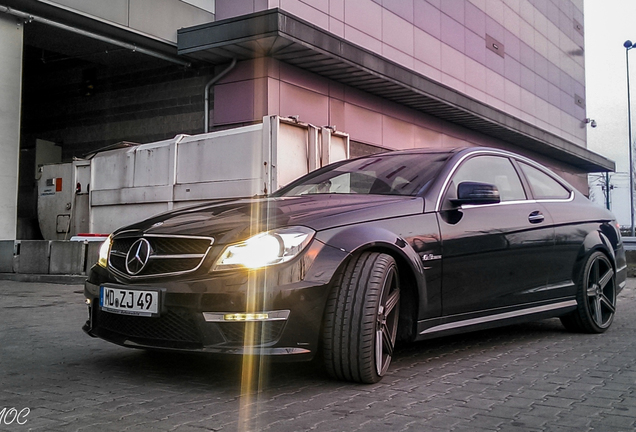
[100,286,159,317]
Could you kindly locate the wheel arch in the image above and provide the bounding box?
[317,225,426,342]
[364,244,420,342]
[572,228,617,282]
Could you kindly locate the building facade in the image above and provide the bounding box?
[0,0,613,240]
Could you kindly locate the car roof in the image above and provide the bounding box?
[376,147,533,163]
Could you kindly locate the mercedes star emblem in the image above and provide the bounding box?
[125,238,152,275]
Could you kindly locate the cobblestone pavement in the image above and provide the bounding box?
[1,279,635,432]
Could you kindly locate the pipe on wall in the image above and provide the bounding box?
[204,58,237,133]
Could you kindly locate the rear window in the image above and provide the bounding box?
[519,162,570,199]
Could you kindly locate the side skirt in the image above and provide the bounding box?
[415,299,577,341]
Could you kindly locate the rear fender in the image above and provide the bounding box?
[573,229,617,280]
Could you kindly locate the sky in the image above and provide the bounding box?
[584,0,636,223]
[584,0,636,173]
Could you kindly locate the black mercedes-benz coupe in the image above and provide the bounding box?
[84,147,626,383]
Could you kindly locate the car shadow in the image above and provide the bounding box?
[76,317,578,391]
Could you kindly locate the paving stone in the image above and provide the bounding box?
[484,405,523,419]
[2,279,636,431]
[497,396,535,409]
[354,413,414,431]
[553,412,594,428]
[511,414,549,429]
[442,390,479,403]
[543,425,593,432]
[414,413,463,429]
[442,405,478,420]
[525,404,563,418]
[594,413,636,428]
[496,425,542,432]
[450,425,500,432]
[578,397,617,408]
[469,414,506,429]
[538,395,578,408]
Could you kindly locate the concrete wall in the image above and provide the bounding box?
[0,14,23,240]
[44,0,215,43]
[0,240,102,275]
[0,241,16,273]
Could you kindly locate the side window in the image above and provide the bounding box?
[518,162,570,199]
[449,155,526,202]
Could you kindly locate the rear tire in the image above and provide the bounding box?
[560,251,616,333]
[322,252,400,383]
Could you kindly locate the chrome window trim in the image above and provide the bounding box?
[420,300,577,335]
[435,150,486,211]
[459,193,574,210]
[108,233,214,280]
[434,149,574,212]
[532,194,575,203]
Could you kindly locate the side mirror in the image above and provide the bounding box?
[451,182,500,206]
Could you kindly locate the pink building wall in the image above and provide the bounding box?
[210,0,589,192]
[215,0,586,149]
[213,57,588,192]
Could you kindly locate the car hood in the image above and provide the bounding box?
[117,194,424,244]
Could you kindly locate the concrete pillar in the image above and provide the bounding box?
[0,14,23,240]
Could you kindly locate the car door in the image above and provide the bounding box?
[438,154,556,316]
[516,160,585,296]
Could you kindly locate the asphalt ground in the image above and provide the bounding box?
[1,278,635,432]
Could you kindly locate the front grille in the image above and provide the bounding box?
[111,237,136,255]
[109,257,204,275]
[216,321,286,346]
[109,234,213,278]
[148,238,212,255]
[95,307,202,345]
[144,258,205,274]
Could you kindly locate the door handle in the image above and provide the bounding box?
[528,211,544,224]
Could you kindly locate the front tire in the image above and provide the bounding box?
[322,252,400,384]
[560,251,616,333]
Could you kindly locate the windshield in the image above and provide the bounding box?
[273,152,450,197]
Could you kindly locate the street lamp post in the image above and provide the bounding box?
[624,40,636,237]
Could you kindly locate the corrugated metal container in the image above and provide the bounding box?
[37,116,349,238]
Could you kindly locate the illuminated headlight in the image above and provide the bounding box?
[97,235,112,268]
[213,226,315,271]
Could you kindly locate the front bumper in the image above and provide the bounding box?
[82,240,349,360]
[83,278,330,360]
